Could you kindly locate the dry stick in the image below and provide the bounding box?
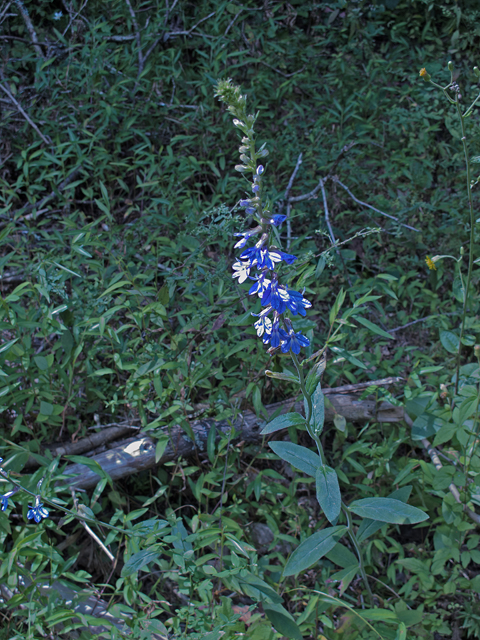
[402,413,480,526]
[12,0,45,60]
[70,488,115,562]
[124,0,144,81]
[0,82,51,145]
[282,152,303,249]
[143,11,217,64]
[320,179,352,287]
[3,165,82,221]
[224,8,243,36]
[61,391,406,490]
[332,177,420,233]
[422,437,480,525]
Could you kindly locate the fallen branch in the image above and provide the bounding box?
[0,82,51,145]
[61,390,405,490]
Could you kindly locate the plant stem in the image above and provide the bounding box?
[343,505,374,607]
[291,352,325,464]
[454,97,476,394]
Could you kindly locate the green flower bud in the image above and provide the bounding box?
[448,60,454,71]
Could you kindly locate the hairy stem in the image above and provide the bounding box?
[343,505,374,607]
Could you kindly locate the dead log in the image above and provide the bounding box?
[62,389,406,490]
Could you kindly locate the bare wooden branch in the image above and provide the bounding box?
[12,0,45,60]
[124,0,144,81]
[0,82,51,145]
[61,392,406,490]
[332,177,419,233]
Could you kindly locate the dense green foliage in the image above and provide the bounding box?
[1,0,480,637]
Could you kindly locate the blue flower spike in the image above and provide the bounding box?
[218,79,311,356]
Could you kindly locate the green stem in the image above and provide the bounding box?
[291,352,325,464]
[343,504,374,607]
[454,97,476,394]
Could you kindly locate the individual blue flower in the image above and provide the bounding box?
[268,215,286,227]
[256,165,264,175]
[1,489,19,511]
[232,261,252,283]
[28,497,49,524]
[263,320,282,348]
[285,288,312,316]
[268,249,297,265]
[253,312,273,339]
[240,199,251,207]
[53,10,63,20]
[261,279,290,314]
[252,183,260,193]
[279,328,310,354]
[234,227,261,249]
[248,273,271,297]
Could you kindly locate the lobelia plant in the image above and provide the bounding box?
[215,78,429,630]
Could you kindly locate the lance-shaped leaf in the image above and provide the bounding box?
[263,603,303,640]
[269,441,321,478]
[261,412,306,435]
[283,526,347,576]
[349,497,428,525]
[315,465,341,524]
[356,486,412,543]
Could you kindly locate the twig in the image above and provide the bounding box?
[12,0,45,60]
[224,9,242,36]
[124,0,144,82]
[257,60,306,78]
[0,82,51,145]
[4,165,82,221]
[387,312,458,333]
[71,488,115,562]
[332,177,419,232]
[320,179,336,247]
[282,152,302,248]
[143,11,216,64]
[421,436,480,525]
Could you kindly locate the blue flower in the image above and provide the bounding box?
[279,328,310,354]
[28,502,49,524]
[1,495,8,511]
[285,288,312,316]
[268,215,286,227]
[232,261,251,283]
[256,165,264,175]
[253,308,273,338]
[263,320,282,348]
[53,10,63,20]
[261,280,290,314]
[268,249,297,265]
[248,273,271,297]
[252,184,260,193]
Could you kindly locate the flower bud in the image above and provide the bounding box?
[235,165,248,173]
[419,68,431,81]
[474,67,480,79]
[256,165,265,175]
[448,60,454,71]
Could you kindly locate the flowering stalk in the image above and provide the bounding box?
[215,79,377,607]
[215,79,311,357]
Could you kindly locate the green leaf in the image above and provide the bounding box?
[349,498,428,524]
[0,338,19,355]
[263,603,303,640]
[40,400,53,416]
[411,411,446,441]
[261,412,306,435]
[315,466,341,523]
[356,316,393,340]
[121,549,161,578]
[99,280,131,298]
[329,346,367,369]
[207,425,216,464]
[283,526,347,576]
[237,572,283,604]
[268,441,321,478]
[333,414,346,432]
[312,382,324,432]
[325,542,358,568]
[395,622,407,640]
[356,486,412,543]
[34,356,49,371]
[440,330,459,354]
[305,358,326,395]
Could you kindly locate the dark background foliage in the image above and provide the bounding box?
[1,0,480,638]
